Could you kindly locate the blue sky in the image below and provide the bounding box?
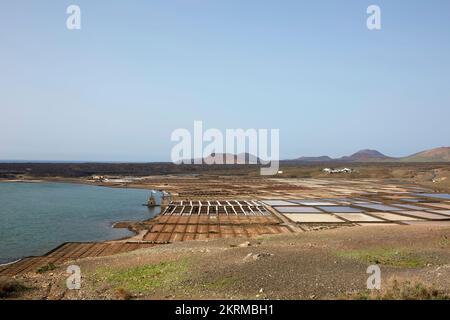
[1,0,449,161]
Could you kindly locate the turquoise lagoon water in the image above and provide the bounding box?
[0,182,159,264]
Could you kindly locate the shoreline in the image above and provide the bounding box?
[0,176,159,191]
[0,259,22,267]
[0,180,161,265]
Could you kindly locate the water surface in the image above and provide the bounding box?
[0,182,159,264]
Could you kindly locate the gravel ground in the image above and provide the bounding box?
[5,225,450,300]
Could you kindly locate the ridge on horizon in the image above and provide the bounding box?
[291,146,450,163]
[1,147,449,164]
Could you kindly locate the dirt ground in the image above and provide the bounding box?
[5,224,450,300]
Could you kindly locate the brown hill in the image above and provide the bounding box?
[339,149,392,162]
[401,147,450,162]
[294,156,333,162]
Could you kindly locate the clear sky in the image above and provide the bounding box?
[1,0,449,161]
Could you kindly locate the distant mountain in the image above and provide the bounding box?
[294,156,333,162]
[290,147,450,163]
[291,150,391,163]
[181,147,450,164]
[339,149,392,162]
[400,147,450,162]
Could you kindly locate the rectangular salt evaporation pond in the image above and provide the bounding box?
[354,204,403,211]
[391,204,427,210]
[333,213,383,222]
[422,203,450,210]
[350,201,375,205]
[400,198,422,203]
[284,213,345,223]
[426,210,450,216]
[369,212,422,221]
[289,200,336,206]
[398,211,450,220]
[317,206,363,213]
[275,206,321,213]
[261,200,296,206]
[414,193,450,200]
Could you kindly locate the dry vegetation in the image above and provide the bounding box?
[6,225,450,300]
[0,277,27,298]
[350,280,450,300]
